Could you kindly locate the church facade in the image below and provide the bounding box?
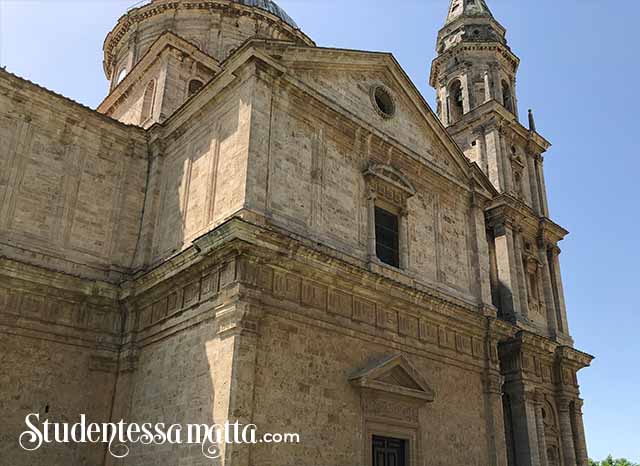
[0,1,593,465]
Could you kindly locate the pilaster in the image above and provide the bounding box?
[557,397,577,466]
[507,388,542,466]
[549,246,570,336]
[537,239,559,339]
[535,156,550,217]
[493,220,522,321]
[572,399,589,466]
[533,391,549,466]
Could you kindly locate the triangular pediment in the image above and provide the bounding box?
[98,31,222,114]
[245,42,486,189]
[349,354,435,402]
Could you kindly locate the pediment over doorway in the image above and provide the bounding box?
[349,354,435,402]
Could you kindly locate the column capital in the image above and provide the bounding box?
[493,218,514,237]
[556,395,575,412]
[532,389,547,405]
[484,372,505,395]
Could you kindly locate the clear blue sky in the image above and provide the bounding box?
[1,0,638,461]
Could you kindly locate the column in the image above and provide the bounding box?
[485,127,506,190]
[483,371,508,466]
[513,228,529,320]
[493,221,522,321]
[572,399,589,466]
[399,207,409,269]
[509,390,542,466]
[538,240,559,338]
[461,69,473,113]
[470,196,493,306]
[445,90,452,126]
[535,156,550,217]
[558,398,577,466]
[484,71,492,102]
[534,392,549,466]
[477,128,490,174]
[499,127,514,193]
[493,67,504,106]
[526,155,541,215]
[511,77,520,121]
[367,189,377,263]
[549,246,570,335]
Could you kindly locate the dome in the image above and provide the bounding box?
[104,0,313,80]
[234,0,298,28]
[144,0,298,28]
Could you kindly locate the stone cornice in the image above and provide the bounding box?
[486,195,569,243]
[0,68,146,135]
[430,40,519,88]
[539,218,570,245]
[149,41,498,200]
[556,346,594,371]
[446,99,551,154]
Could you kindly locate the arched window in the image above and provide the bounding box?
[140,80,156,123]
[188,79,204,97]
[448,80,464,124]
[115,68,127,85]
[502,80,514,112]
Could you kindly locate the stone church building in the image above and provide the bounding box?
[0,0,593,465]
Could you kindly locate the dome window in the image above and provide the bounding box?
[115,68,127,85]
[371,85,396,119]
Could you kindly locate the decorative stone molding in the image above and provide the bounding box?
[349,354,435,403]
[363,163,417,203]
[370,85,397,119]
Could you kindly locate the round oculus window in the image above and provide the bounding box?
[371,86,396,119]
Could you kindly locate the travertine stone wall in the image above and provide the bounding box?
[251,312,489,466]
[0,258,121,466]
[107,58,166,127]
[244,53,479,303]
[145,67,254,264]
[0,70,148,283]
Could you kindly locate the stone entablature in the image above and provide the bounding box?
[119,219,496,366]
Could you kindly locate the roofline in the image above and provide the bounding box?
[97,31,222,114]
[0,67,147,135]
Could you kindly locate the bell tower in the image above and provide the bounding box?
[431,0,573,345]
[430,0,519,127]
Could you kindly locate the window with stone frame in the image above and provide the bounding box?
[363,163,416,270]
[140,80,156,124]
[373,435,408,466]
[350,354,433,466]
[375,206,400,268]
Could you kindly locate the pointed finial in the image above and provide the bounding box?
[446,0,495,25]
[528,109,536,132]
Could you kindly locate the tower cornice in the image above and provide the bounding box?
[430,41,519,88]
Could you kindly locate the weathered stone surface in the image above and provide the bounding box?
[0,1,592,466]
